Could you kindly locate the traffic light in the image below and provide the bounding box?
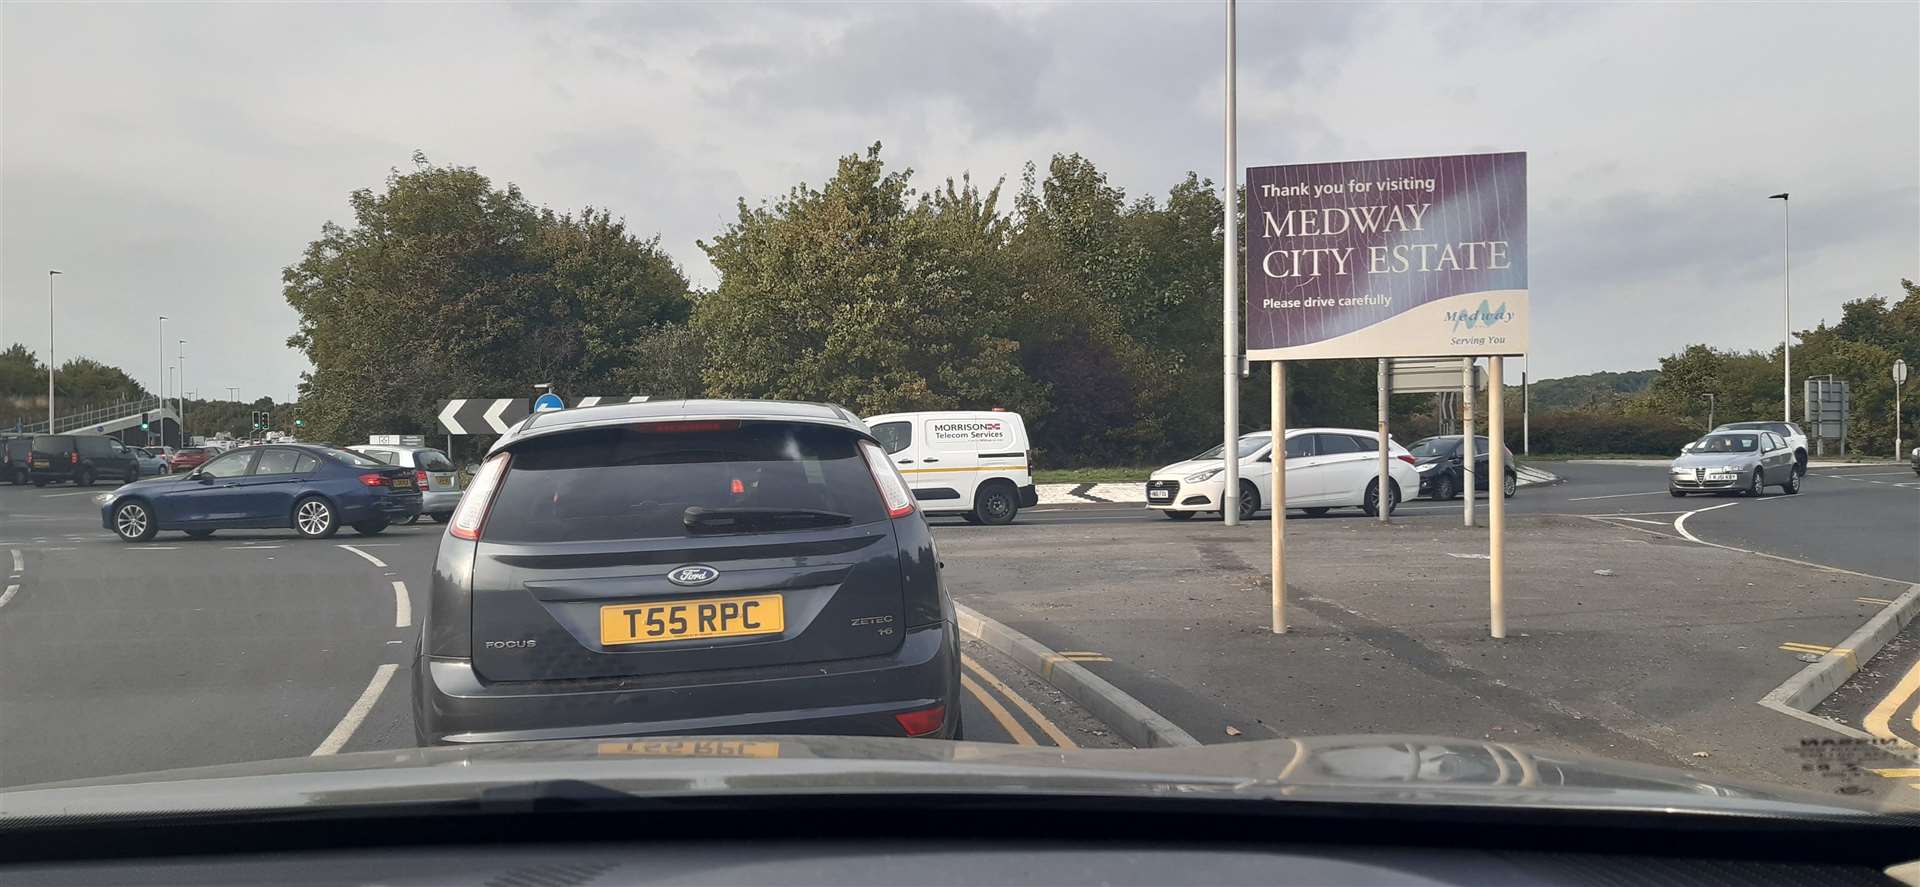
[294,419,304,427]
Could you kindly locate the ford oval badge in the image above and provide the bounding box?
[668,565,719,587]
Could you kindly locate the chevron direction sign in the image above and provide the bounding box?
[437,397,651,435]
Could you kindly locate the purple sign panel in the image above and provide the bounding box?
[1245,152,1527,360]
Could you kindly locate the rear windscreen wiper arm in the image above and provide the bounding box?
[683,506,854,534]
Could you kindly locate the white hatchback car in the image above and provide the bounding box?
[1146,428,1420,521]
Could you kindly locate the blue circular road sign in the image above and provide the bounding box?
[533,392,566,412]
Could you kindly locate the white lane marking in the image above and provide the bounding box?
[1611,517,1669,525]
[0,584,19,609]
[224,545,282,550]
[1445,552,1491,559]
[392,580,411,628]
[311,664,397,756]
[40,490,97,498]
[1566,490,1671,501]
[126,546,180,551]
[1814,471,1912,478]
[1671,500,1747,544]
[338,544,388,568]
[1664,499,1911,584]
[9,549,21,572]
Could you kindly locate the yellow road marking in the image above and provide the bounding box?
[960,673,1036,746]
[961,654,1077,748]
[1857,597,1896,605]
[1869,768,1920,778]
[1864,657,1920,746]
[1780,642,1831,653]
[1057,651,1103,656]
[1779,642,1857,669]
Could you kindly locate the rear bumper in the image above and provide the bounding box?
[339,494,422,524]
[414,620,961,745]
[421,490,462,513]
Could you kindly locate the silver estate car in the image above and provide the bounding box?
[348,445,463,523]
[1668,431,1801,497]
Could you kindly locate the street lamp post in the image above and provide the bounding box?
[48,270,63,430]
[1220,0,1241,526]
[157,315,168,446]
[177,339,187,443]
[1896,359,1909,460]
[1702,393,1716,431]
[1769,193,1790,422]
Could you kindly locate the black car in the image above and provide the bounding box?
[413,399,961,745]
[1,433,31,485]
[26,434,143,487]
[1407,435,1516,500]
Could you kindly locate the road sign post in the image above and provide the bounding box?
[1463,358,1475,528]
[1245,151,1527,638]
[1376,359,1390,525]
[1271,361,1286,633]
[1896,359,1908,460]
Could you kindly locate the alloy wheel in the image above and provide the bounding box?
[297,500,332,536]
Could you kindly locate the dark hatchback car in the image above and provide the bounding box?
[27,434,143,487]
[413,399,960,746]
[1408,435,1516,500]
[99,443,421,542]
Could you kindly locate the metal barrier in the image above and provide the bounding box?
[12,396,171,435]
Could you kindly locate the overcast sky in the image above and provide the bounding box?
[3,1,1915,402]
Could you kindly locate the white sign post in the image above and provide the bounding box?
[1896,359,1908,460]
[1245,151,1528,639]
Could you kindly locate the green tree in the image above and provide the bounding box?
[284,155,691,442]
[694,143,1038,415]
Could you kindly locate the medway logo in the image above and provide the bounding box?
[1445,301,1515,333]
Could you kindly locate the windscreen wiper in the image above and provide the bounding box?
[683,506,853,534]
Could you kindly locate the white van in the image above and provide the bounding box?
[863,410,1037,524]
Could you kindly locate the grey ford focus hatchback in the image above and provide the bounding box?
[412,399,961,745]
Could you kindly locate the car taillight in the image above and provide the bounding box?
[1398,454,1417,466]
[70,452,78,464]
[859,439,915,519]
[893,704,947,737]
[415,469,429,489]
[358,473,387,487]
[449,452,510,541]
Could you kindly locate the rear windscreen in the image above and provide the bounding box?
[483,423,887,543]
[416,449,454,471]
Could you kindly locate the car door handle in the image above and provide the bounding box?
[897,459,915,464]
[923,458,940,463]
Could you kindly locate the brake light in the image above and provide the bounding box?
[70,452,78,464]
[358,473,387,487]
[636,420,739,433]
[894,704,947,737]
[415,468,429,489]
[859,439,915,519]
[1398,454,1417,466]
[730,478,745,494]
[449,452,510,541]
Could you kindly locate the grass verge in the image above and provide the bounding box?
[1033,466,1157,484]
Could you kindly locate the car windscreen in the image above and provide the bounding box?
[483,423,889,543]
[1194,435,1270,461]
[1691,434,1759,453]
[318,447,385,468]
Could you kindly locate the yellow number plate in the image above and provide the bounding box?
[31,460,48,468]
[599,594,784,647]
[597,739,781,758]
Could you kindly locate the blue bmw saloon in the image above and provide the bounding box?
[99,444,423,542]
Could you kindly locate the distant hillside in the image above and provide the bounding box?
[1520,369,1659,413]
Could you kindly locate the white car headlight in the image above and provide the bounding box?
[1670,466,1692,475]
[93,493,115,506]
[1184,468,1223,483]
[1415,463,1437,472]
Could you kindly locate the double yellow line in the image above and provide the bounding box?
[959,653,1078,748]
[1778,641,1856,670]
[1864,657,1920,749]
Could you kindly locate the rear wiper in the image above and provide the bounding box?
[683,506,853,534]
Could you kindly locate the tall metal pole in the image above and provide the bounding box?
[1376,358,1390,524]
[1220,0,1241,526]
[1521,356,1529,456]
[47,270,62,430]
[1270,361,1286,633]
[178,339,187,445]
[1488,355,1507,638]
[1771,193,1790,422]
[1462,358,1475,527]
[157,315,167,446]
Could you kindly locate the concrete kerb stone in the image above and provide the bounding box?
[954,602,1200,749]
[1759,582,1920,739]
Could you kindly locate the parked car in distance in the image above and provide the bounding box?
[1146,428,1419,521]
[413,399,960,745]
[27,434,143,487]
[348,444,463,523]
[99,443,422,542]
[1669,431,1800,497]
[169,447,213,473]
[1713,421,1808,475]
[1407,435,1517,500]
[1910,445,1918,477]
[1,434,31,485]
[130,447,170,477]
[863,409,1036,525]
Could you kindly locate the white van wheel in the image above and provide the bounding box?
[972,483,1018,525]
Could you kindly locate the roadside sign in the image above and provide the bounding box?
[533,392,566,412]
[1389,358,1485,395]
[1245,152,1528,361]
[1896,359,1908,385]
